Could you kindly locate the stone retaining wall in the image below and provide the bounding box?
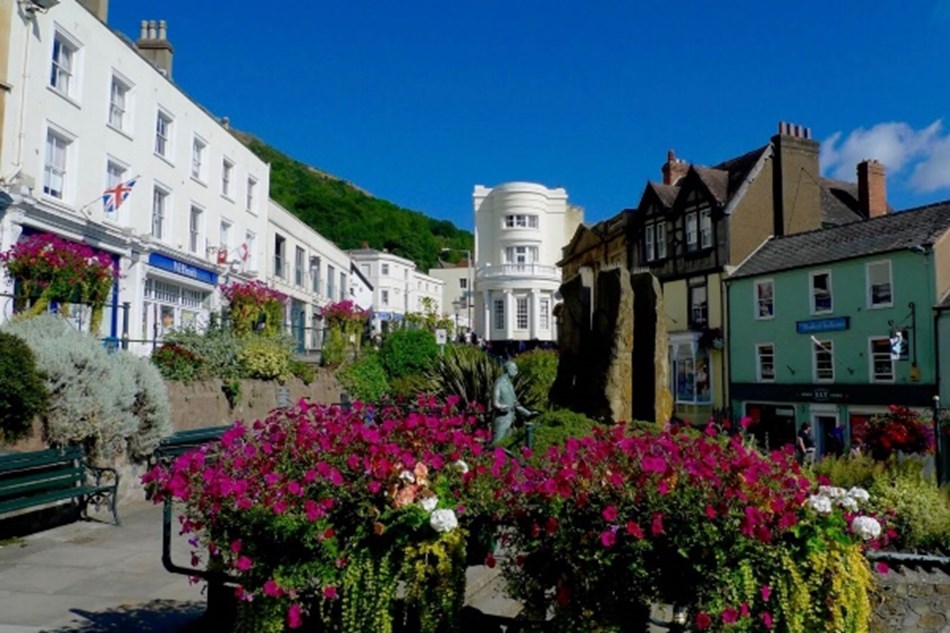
[872,567,950,632]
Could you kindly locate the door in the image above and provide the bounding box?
[813,412,839,460]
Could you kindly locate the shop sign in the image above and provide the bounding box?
[148,253,218,285]
[796,316,849,334]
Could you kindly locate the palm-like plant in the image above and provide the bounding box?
[427,344,500,410]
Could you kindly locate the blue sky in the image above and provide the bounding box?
[111,1,950,229]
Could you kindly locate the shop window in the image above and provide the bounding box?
[671,343,711,404]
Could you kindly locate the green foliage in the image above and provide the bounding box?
[2,315,171,460]
[815,454,950,551]
[115,351,173,461]
[163,326,245,380]
[321,327,349,368]
[427,344,499,409]
[222,380,242,410]
[389,374,432,401]
[501,409,600,455]
[0,331,48,442]
[512,348,558,411]
[379,330,439,380]
[290,359,316,385]
[337,352,389,402]
[238,335,295,382]
[237,133,472,272]
[151,343,204,382]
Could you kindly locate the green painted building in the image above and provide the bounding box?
[727,201,950,455]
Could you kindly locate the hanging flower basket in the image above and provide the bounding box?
[0,233,116,334]
[221,280,287,337]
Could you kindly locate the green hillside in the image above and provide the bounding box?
[234,132,473,272]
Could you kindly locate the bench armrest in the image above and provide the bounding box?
[84,463,119,488]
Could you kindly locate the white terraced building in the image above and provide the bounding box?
[0,0,270,352]
[473,182,583,346]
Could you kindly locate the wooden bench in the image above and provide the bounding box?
[152,425,232,466]
[0,446,120,526]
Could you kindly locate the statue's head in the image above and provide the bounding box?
[504,361,518,377]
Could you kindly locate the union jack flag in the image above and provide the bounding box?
[102,178,136,214]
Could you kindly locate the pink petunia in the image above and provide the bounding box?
[600,530,617,548]
[234,556,252,571]
[695,612,712,629]
[287,603,303,629]
[263,579,282,597]
[721,607,739,623]
[760,585,771,601]
[625,521,644,539]
[761,611,773,628]
[323,586,339,600]
[876,562,890,574]
[602,505,619,522]
[651,512,665,536]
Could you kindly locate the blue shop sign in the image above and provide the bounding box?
[796,316,849,334]
[148,253,218,285]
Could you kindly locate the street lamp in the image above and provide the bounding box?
[452,299,463,332]
[440,248,473,331]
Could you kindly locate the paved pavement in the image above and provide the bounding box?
[0,502,520,632]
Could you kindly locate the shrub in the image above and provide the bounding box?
[427,344,499,409]
[238,335,294,382]
[389,374,432,401]
[321,327,349,368]
[501,408,600,455]
[2,315,134,459]
[338,352,389,402]
[152,343,204,382]
[869,461,950,551]
[379,329,439,380]
[119,351,173,460]
[512,348,558,411]
[813,454,885,491]
[164,326,245,380]
[0,331,48,442]
[290,359,316,385]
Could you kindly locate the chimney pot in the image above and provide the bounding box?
[857,159,888,219]
[139,20,148,39]
[662,149,689,186]
[158,20,167,40]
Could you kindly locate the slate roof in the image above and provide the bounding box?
[648,182,678,207]
[730,200,950,279]
[712,145,770,199]
[693,167,729,204]
[819,178,864,226]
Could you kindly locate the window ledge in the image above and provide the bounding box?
[867,303,894,310]
[47,85,81,109]
[154,152,175,168]
[190,175,208,187]
[106,123,134,141]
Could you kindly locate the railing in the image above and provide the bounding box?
[477,263,559,280]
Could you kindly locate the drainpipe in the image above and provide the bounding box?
[14,12,32,169]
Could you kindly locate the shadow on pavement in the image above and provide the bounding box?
[42,599,205,633]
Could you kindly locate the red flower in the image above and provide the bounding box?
[695,612,712,629]
[721,607,739,623]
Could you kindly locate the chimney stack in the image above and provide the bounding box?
[772,120,821,235]
[78,0,108,23]
[857,159,887,219]
[661,149,689,186]
[136,19,174,79]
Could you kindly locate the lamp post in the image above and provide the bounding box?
[440,248,473,331]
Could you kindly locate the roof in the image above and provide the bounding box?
[712,145,770,200]
[648,182,679,207]
[692,167,729,204]
[730,200,950,279]
[819,178,863,226]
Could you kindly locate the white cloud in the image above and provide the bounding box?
[820,120,944,186]
[909,135,950,192]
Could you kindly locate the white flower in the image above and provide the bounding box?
[837,496,858,512]
[852,515,882,541]
[818,486,846,499]
[419,496,438,512]
[454,459,470,474]
[847,487,871,503]
[399,470,415,483]
[807,494,833,514]
[430,508,458,533]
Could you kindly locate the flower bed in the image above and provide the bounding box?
[146,403,894,632]
[221,280,287,337]
[498,424,892,632]
[145,396,491,632]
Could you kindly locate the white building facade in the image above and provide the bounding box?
[428,261,473,332]
[266,200,351,352]
[473,182,583,344]
[349,248,443,333]
[0,1,269,353]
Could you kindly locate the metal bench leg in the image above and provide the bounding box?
[111,491,122,526]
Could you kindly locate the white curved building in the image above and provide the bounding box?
[473,182,583,346]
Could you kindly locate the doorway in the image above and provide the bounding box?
[812,411,839,460]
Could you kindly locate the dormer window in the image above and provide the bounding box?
[644,220,667,262]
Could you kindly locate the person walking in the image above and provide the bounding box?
[797,421,816,465]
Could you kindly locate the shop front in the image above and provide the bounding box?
[142,252,218,344]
